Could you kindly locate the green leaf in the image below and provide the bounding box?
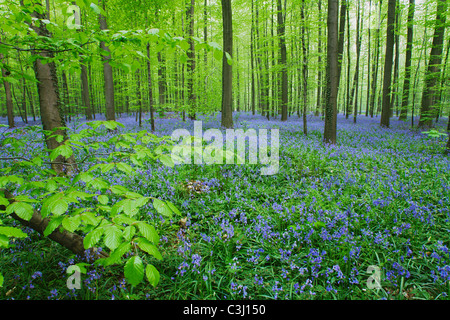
[103,225,122,251]
[159,154,174,167]
[98,195,109,205]
[100,163,115,173]
[49,198,68,216]
[0,234,9,248]
[6,202,33,221]
[43,216,64,237]
[136,222,159,244]
[166,202,182,216]
[123,225,136,241]
[110,185,130,195]
[62,215,81,233]
[50,144,73,161]
[116,162,133,175]
[0,226,28,238]
[152,199,172,218]
[83,227,104,249]
[124,255,144,286]
[136,237,162,260]
[0,273,3,287]
[145,264,160,287]
[101,242,131,266]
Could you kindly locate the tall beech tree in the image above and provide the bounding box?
[186,0,196,120]
[221,0,233,129]
[380,0,396,128]
[99,0,115,122]
[277,0,288,122]
[399,0,415,121]
[0,53,14,128]
[324,0,339,145]
[418,0,447,128]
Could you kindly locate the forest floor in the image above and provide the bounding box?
[1,112,450,300]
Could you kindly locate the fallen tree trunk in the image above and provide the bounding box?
[1,189,107,260]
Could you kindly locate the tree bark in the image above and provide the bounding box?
[1,189,107,260]
[221,0,233,128]
[369,1,382,118]
[300,0,308,134]
[399,0,415,121]
[186,0,196,120]
[98,0,115,122]
[324,0,339,145]
[0,54,15,128]
[418,0,447,128]
[337,0,347,87]
[380,0,396,128]
[277,0,288,122]
[316,0,323,117]
[147,44,156,132]
[349,0,361,123]
[25,3,77,175]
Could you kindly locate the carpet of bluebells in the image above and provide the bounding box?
[1,112,450,300]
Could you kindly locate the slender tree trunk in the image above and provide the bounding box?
[380,0,396,128]
[135,68,142,127]
[277,0,288,122]
[324,0,339,145]
[365,0,371,117]
[349,0,361,123]
[0,54,15,128]
[300,0,308,134]
[98,0,115,122]
[316,0,323,117]
[146,44,155,132]
[337,0,347,87]
[250,1,256,115]
[80,63,92,120]
[186,0,196,120]
[157,51,167,106]
[369,1,382,118]
[221,0,233,128]
[61,71,70,122]
[345,5,351,119]
[392,0,400,117]
[399,0,415,121]
[418,0,447,128]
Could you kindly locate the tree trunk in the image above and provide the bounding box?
[26,3,77,175]
[349,0,361,123]
[337,0,347,87]
[1,189,107,260]
[399,0,415,121]
[369,1,382,118]
[300,0,308,134]
[380,0,396,128]
[221,0,233,129]
[418,0,447,128]
[157,51,167,106]
[316,0,323,117]
[0,54,15,128]
[251,1,256,115]
[147,44,156,132]
[324,0,339,145]
[99,0,115,122]
[277,0,288,122]
[186,0,196,120]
